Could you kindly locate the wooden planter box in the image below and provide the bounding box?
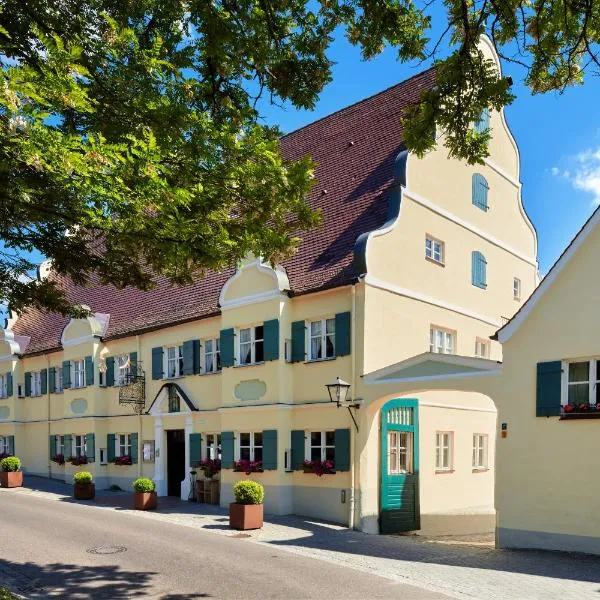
[0,471,23,488]
[134,491,158,511]
[196,479,220,505]
[73,482,95,500]
[229,503,263,530]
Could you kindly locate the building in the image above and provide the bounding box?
[0,37,537,535]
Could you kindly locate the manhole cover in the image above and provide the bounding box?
[87,545,127,555]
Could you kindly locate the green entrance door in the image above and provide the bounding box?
[380,399,420,534]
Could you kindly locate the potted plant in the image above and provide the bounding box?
[73,471,95,500]
[133,477,157,511]
[0,456,23,488]
[229,480,264,530]
[199,458,221,479]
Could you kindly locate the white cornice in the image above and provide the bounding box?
[61,334,99,348]
[365,275,502,327]
[403,189,538,268]
[220,289,287,311]
[483,158,520,189]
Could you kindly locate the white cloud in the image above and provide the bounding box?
[551,148,600,206]
[551,166,560,176]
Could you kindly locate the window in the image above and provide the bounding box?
[206,433,222,460]
[435,432,453,471]
[55,367,63,393]
[118,433,132,457]
[472,434,488,470]
[73,359,85,388]
[0,375,7,399]
[0,436,11,455]
[168,387,180,413]
[31,371,42,396]
[308,431,335,462]
[54,435,64,457]
[471,251,487,288]
[475,338,490,359]
[474,108,490,133]
[388,431,413,474]
[239,326,264,365]
[425,236,444,264]
[472,173,489,211]
[239,432,262,462]
[567,361,591,405]
[166,345,184,378]
[430,327,455,354]
[116,354,130,386]
[513,277,521,301]
[74,434,87,458]
[204,339,221,373]
[309,318,335,361]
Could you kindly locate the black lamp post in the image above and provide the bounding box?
[326,377,359,432]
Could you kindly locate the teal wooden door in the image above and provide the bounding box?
[380,399,420,533]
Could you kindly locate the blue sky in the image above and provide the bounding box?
[257,25,600,276]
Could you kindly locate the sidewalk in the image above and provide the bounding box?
[7,477,600,600]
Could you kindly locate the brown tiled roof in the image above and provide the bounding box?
[12,69,437,356]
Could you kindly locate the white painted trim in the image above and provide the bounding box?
[420,401,497,413]
[498,206,600,343]
[61,334,98,348]
[403,189,537,267]
[221,289,287,311]
[483,158,520,189]
[0,354,16,363]
[365,275,502,327]
[0,329,24,355]
[365,370,501,386]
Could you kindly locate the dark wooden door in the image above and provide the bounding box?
[167,429,185,497]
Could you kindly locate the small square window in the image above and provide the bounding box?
[435,432,453,471]
[475,338,490,359]
[472,434,488,470]
[513,277,521,301]
[425,236,444,264]
[430,327,455,355]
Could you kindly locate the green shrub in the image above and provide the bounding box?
[1,456,21,472]
[73,471,93,484]
[133,477,155,493]
[233,480,264,505]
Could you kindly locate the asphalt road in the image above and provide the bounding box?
[0,491,448,599]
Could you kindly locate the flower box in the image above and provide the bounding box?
[73,482,95,500]
[229,503,263,530]
[51,454,66,465]
[196,458,221,479]
[0,471,23,488]
[233,460,263,475]
[560,412,600,420]
[134,491,157,511]
[70,455,88,466]
[302,460,335,476]
[114,455,133,466]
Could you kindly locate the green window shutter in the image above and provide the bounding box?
[221,431,235,468]
[335,312,351,357]
[471,251,487,288]
[107,434,116,462]
[536,361,563,417]
[334,428,351,471]
[106,356,115,386]
[6,373,12,397]
[291,430,305,470]
[129,352,138,376]
[48,368,56,394]
[24,372,31,397]
[130,433,139,463]
[41,369,48,395]
[182,340,196,376]
[7,435,14,456]
[472,173,489,211]
[263,319,280,361]
[85,356,94,386]
[63,434,72,459]
[291,321,306,363]
[220,328,235,368]
[49,435,56,459]
[474,108,490,133]
[189,433,202,467]
[193,341,201,375]
[262,429,278,470]
[62,360,71,389]
[152,347,163,380]
[86,433,95,462]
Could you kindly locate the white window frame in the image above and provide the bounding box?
[425,235,445,265]
[513,277,521,301]
[164,345,184,379]
[117,433,132,457]
[472,434,488,470]
[435,431,453,472]
[236,432,263,462]
[72,359,85,389]
[74,434,87,458]
[306,430,335,462]
[388,431,413,475]
[0,374,7,399]
[31,371,42,397]
[238,325,264,366]
[205,433,222,460]
[115,354,130,386]
[55,367,63,393]
[430,326,456,355]
[561,358,600,406]
[203,338,221,373]
[0,436,10,455]
[475,337,490,359]
[307,318,336,362]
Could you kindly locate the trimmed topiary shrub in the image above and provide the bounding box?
[233,480,264,505]
[1,456,21,472]
[133,477,155,493]
[73,471,93,484]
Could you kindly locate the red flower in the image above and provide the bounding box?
[563,404,575,413]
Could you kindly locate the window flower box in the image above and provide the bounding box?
[114,455,133,466]
[51,454,65,465]
[233,459,263,474]
[560,404,600,419]
[302,460,335,476]
[196,458,221,479]
[70,455,88,466]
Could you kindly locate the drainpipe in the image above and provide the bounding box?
[137,334,142,478]
[349,283,357,530]
[47,354,51,478]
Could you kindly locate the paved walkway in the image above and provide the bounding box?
[7,477,600,599]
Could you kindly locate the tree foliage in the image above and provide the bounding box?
[0,1,598,315]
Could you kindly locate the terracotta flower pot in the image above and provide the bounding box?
[73,482,95,500]
[134,491,157,511]
[229,503,263,530]
[0,471,23,488]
